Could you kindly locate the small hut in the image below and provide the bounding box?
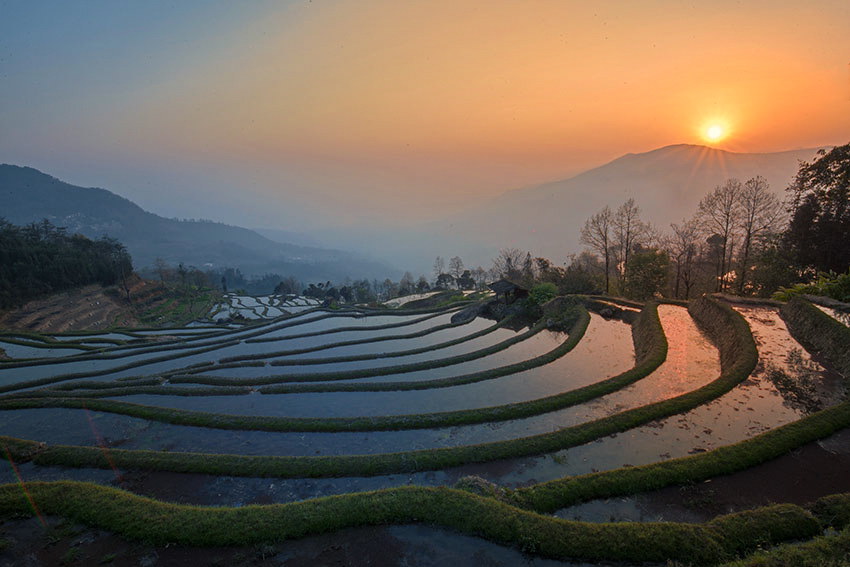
[488,279,529,305]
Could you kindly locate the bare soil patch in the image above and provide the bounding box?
[0,278,168,333]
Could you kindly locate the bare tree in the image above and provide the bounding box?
[697,179,742,292]
[432,256,445,281]
[580,205,613,294]
[736,176,784,293]
[448,256,465,281]
[521,252,535,283]
[471,266,488,289]
[668,219,701,299]
[491,248,527,280]
[154,257,170,284]
[612,199,650,292]
[399,271,415,295]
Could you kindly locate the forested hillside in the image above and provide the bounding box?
[0,219,132,308]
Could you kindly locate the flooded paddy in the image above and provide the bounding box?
[0,309,459,387]
[2,295,848,564]
[209,294,322,320]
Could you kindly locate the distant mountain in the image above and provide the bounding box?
[0,165,395,282]
[252,227,322,248]
[334,143,824,270]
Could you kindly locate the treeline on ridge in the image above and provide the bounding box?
[572,142,850,301]
[0,218,132,309]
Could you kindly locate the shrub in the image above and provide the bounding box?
[529,282,558,306]
[773,269,850,302]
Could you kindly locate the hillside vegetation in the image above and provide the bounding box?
[0,218,131,309]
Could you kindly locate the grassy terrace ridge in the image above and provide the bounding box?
[0,312,577,398]
[0,305,347,368]
[0,335,98,353]
[0,307,566,429]
[0,307,342,368]
[0,339,242,395]
[710,293,785,307]
[242,306,462,345]
[0,303,465,370]
[514,396,850,513]
[215,314,486,365]
[265,322,501,368]
[1,319,509,398]
[1,384,254,399]
[0,297,748,481]
[585,295,645,309]
[260,311,589,394]
[200,313,481,370]
[1,297,849,564]
[1,481,844,565]
[720,525,850,567]
[802,293,850,314]
[0,313,601,432]
[0,329,117,346]
[1,303,667,476]
[781,296,850,378]
[4,393,850,499]
[168,318,546,387]
[0,306,468,393]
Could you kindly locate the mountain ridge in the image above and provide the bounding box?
[434,143,826,263]
[0,164,395,282]
[302,143,828,272]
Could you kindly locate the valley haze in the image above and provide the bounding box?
[2,143,825,277]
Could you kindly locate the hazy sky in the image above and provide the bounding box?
[2,1,848,231]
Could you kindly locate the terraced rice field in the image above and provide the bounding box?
[1,295,849,565]
[209,294,322,321]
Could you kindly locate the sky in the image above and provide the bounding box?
[1,0,848,232]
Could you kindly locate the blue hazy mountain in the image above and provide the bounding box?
[0,164,395,282]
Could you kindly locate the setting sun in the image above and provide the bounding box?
[705,124,726,143]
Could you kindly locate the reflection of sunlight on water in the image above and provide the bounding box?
[732,306,843,409]
[579,305,718,419]
[634,304,720,399]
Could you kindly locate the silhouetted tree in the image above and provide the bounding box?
[736,176,783,293]
[612,199,651,292]
[624,249,669,300]
[580,205,613,294]
[785,143,850,274]
[698,179,743,292]
[435,273,455,290]
[668,219,700,299]
[448,256,465,281]
[491,248,527,281]
[433,256,445,280]
[457,270,475,290]
[399,271,415,295]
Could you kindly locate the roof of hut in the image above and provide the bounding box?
[488,279,528,294]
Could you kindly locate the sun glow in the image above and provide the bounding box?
[704,124,727,143]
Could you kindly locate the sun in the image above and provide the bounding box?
[704,124,726,143]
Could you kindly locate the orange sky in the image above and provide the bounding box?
[2,1,849,227]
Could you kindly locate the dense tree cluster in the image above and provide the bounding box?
[785,144,850,275]
[432,255,488,291]
[0,218,133,309]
